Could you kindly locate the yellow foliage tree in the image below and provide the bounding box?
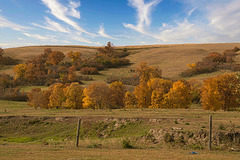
[124,91,136,108]
[64,82,83,109]
[83,83,114,109]
[14,64,27,80]
[49,83,65,108]
[147,78,173,108]
[134,81,151,108]
[163,80,192,109]
[201,73,240,111]
[109,81,126,108]
[136,62,162,83]
[68,51,81,64]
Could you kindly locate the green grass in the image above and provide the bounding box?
[20,86,49,92]
[2,137,36,143]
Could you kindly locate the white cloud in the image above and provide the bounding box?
[68,1,81,18]
[123,0,161,34]
[155,20,202,43]
[32,17,70,33]
[0,43,11,46]
[98,24,117,40]
[41,0,93,35]
[71,36,100,45]
[23,33,49,40]
[0,14,30,31]
[207,0,240,38]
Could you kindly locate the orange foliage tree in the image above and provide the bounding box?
[48,51,65,65]
[27,88,51,109]
[163,80,192,109]
[201,73,240,111]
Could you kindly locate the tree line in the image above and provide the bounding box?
[27,62,240,111]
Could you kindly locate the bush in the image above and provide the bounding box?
[106,75,139,86]
[164,133,174,143]
[0,88,28,101]
[121,138,134,149]
[80,67,99,75]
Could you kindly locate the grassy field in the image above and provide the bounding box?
[1,100,240,159]
[1,43,240,159]
[1,144,240,160]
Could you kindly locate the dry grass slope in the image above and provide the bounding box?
[2,43,240,81]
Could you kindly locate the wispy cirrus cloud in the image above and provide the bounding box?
[125,0,240,43]
[41,0,93,35]
[0,14,30,31]
[71,36,101,45]
[32,17,70,33]
[123,0,161,34]
[207,0,240,38]
[23,33,49,40]
[98,24,117,40]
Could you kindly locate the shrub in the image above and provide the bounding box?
[0,88,28,101]
[106,75,139,86]
[164,133,174,143]
[122,138,134,149]
[80,67,99,75]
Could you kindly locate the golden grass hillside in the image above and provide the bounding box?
[2,43,240,81]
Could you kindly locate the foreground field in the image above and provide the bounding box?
[1,144,240,160]
[1,100,240,159]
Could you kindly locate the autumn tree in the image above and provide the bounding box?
[0,73,12,90]
[68,51,81,65]
[0,47,3,58]
[124,91,137,108]
[136,62,162,83]
[49,83,66,108]
[188,79,202,103]
[109,81,126,108]
[64,82,84,109]
[14,64,27,80]
[48,51,65,65]
[147,78,173,108]
[163,80,192,109]
[201,73,240,111]
[133,63,162,108]
[134,81,151,108]
[83,83,114,109]
[27,88,50,109]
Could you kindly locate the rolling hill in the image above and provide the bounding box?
[2,43,240,84]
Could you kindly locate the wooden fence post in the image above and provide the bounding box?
[209,115,212,150]
[76,119,81,147]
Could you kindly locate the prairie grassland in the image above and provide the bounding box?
[0,143,239,160]
[3,43,240,80]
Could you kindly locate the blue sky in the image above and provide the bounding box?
[0,0,240,48]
